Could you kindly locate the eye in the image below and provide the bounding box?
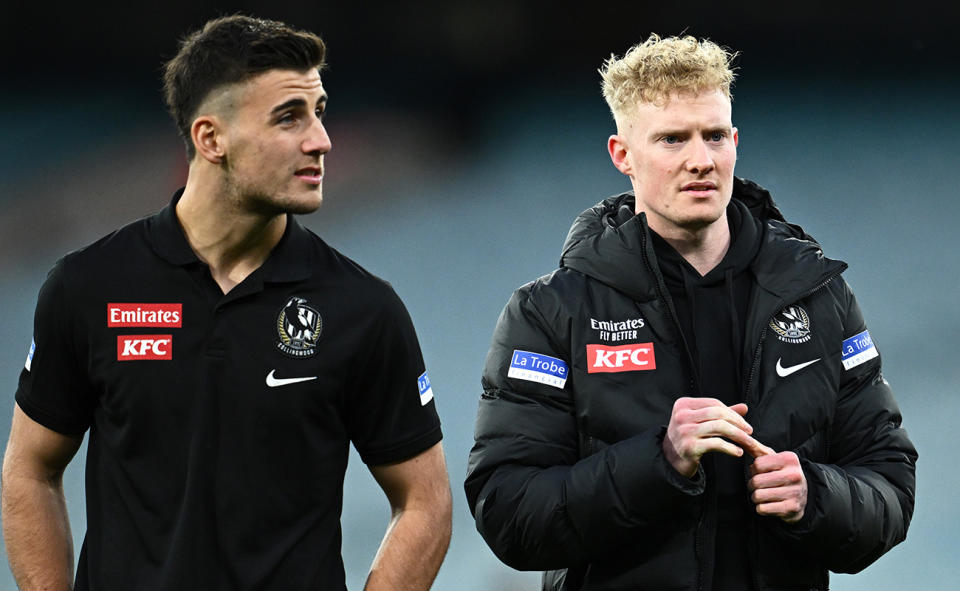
[662,135,680,145]
[315,107,326,120]
[709,131,727,142]
[278,112,296,125]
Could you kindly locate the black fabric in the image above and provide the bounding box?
[16,190,442,591]
[649,199,761,399]
[465,177,917,591]
[649,199,763,591]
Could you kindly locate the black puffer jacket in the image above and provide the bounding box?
[465,178,917,591]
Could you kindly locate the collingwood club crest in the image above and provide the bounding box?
[276,297,322,357]
[770,305,812,344]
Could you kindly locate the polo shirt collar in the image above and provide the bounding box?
[260,213,313,284]
[148,188,313,283]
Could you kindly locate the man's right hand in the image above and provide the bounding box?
[662,397,774,478]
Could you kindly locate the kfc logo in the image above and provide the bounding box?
[117,335,173,360]
[586,343,656,373]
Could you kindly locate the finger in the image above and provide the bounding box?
[729,403,749,417]
[749,454,777,475]
[696,436,746,459]
[743,439,776,459]
[749,469,802,491]
[705,423,768,457]
[700,419,767,455]
[680,397,727,410]
[691,418,755,448]
[754,499,789,517]
[704,425,770,459]
[751,451,799,475]
[750,484,797,504]
[754,499,804,522]
[688,405,754,435]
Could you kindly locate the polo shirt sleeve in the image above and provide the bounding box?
[345,285,441,466]
[15,259,97,436]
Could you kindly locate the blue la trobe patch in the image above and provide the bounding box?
[841,330,878,370]
[508,349,569,389]
[417,371,434,406]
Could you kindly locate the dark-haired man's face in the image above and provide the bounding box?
[220,68,330,214]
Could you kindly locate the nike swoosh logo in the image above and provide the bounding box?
[775,357,821,378]
[265,370,317,388]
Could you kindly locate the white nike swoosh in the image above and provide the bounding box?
[775,357,821,378]
[265,370,317,388]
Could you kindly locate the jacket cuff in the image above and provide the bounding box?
[656,428,706,495]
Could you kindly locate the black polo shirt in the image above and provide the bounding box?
[16,191,443,590]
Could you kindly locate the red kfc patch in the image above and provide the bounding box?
[117,335,173,360]
[586,343,656,373]
[107,303,182,327]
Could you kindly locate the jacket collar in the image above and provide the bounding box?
[559,177,846,304]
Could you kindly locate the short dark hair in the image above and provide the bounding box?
[163,15,326,160]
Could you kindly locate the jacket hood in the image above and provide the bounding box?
[559,177,846,303]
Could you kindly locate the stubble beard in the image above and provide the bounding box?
[646,191,730,239]
[225,172,323,217]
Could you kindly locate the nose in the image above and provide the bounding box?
[302,118,331,157]
[685,137,714,175]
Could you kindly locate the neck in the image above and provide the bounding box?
[649,213,731,277]
[176,171,287,294]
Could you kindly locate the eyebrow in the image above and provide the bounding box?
[270,95,328,115]
[649,125,731,138]
[650,128,687,136]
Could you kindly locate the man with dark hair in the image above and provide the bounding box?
[3,15,451,591]
[465,34,916,590]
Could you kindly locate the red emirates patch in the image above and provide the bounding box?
[107,303,182,327]
[586,343,656,373]
[117,335,173,360]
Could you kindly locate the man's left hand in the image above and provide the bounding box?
[747,451,808,523]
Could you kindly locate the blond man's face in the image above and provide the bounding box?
[608,89,738,238]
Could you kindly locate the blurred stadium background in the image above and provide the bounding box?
[2,2,958,589]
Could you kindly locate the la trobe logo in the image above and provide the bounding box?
[276,296,323,358]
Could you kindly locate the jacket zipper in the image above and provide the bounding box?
[636,217,706,590]
[636,217,700,394]
[743,269,844,591]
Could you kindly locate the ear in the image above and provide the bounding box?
[732,126,739,147]
[191,115,226,165]
[608,134,631,176]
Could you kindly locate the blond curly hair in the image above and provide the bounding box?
[600,33,737,120]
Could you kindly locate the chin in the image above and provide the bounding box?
[271,190,324,215]
[286,196,323,215]
[238,184,324,216]
[677,210,726,231]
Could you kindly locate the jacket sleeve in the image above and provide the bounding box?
[464,282,704,571]
[777,281,918,573]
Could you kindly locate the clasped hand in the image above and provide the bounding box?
[663,397,807,523]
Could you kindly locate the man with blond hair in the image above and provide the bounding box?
[465,34,916,590]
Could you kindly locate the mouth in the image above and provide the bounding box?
[681,181,718,194]
[295,166,323,185]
